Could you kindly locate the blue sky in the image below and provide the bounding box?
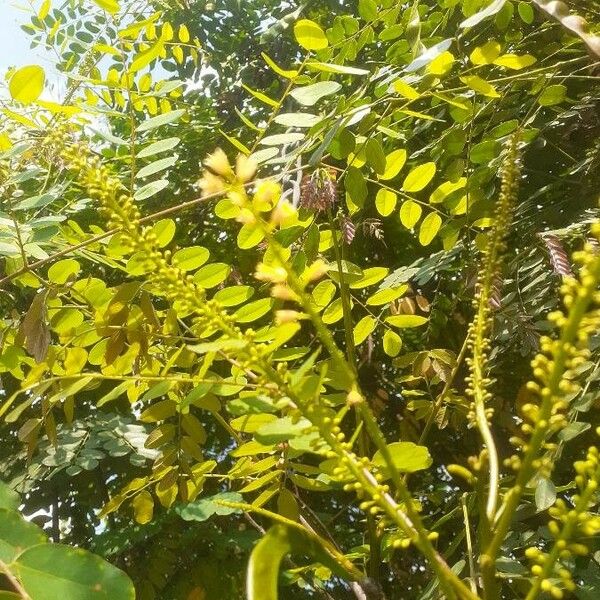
[1,1,63,98]
[0,2,41,73]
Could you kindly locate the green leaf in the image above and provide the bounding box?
[517,1,534,23]
[345,166,367,208]
[399,200,422,229]
[137,109,185,132]
[327,260,364,284]
[470,41,501,65]
[136,156,177,178]
[460,75,500,98]
[0,509,47,563]
[358,0,378,21]
[322,298,344,324]
[134,179,168,200]
[372,442,432,475]
[379,149,407,181]
[237,224,265,249]
[293,19,328,51]
[137,137,180,158]
[234,298,273,323]
[385,315,428,328]
[538,84,567,107]
[493,53,536,70]
[92,0,120,13]
[393,80,420,100]
[366,285,408,306]
[383,330,402,357]
[176,492,243,522]
[247,525,291,600]
[242,85,279,109]
[429,178,466,204]
[193,263,231,288]
[254,417,311,444]
[151,219,176,247]
[0,483,19,511]
[418,212,442,246]
[130,36,165,73]
[231,414,277,433]
[375,188,397,216]
[13,543,134,599]
[311,280,336,308]
[214,286,255,307]
[9,65,45,104]
[260,133,305,146]
[247,524,354,600]
[402,162,436,192]
[460,0,507,28]
[534,478,556,511]
[305,62,369,76]
[48,259,80,284]
[132,490,153,525]
[274,113,321,127]
[261,53,298,79]
[290,82,341,106]
[353,316,376,345]
[349,267,389,289]
[365,139,386,174]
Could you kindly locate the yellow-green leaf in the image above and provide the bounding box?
[132,490,154,524]
[429,178,466,204]
[427,51,454,76]
[375,188,397,216]
[366,285,408,306]
[242,84,280,108]
[383,330,402,357]
[48,259,80,284]
[38,0,51,20]
[237,224,265,249]
[353,316,376,345]
[418,212,442,246]
[402,162,436,192]
[234,298,273,323]
[460,75,500,98]
[172,246,210,271]
[349,267,389,289]
[393,79,419,100]
[130,36,165,73]
[294,19,328,51]
[194,263,231,288]
[538,84,567,107]
[379,149,407,181]
[469,40,501,65]
[373,442,432,475]
[92,0,120,14]
[386,314,428,328]
[178,24,190,43]
[9,65,45,104]
[322,298,344,324]
[493,53,536,70]
[399,200,422,229]
[261,52,298,79]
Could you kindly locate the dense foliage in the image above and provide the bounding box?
[1,1,600,599]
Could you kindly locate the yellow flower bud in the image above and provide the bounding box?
[235,154,257,182]
[204,148,232,177]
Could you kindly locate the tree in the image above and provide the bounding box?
[1,0,600,598]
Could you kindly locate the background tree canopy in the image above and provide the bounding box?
[1,1,599,599]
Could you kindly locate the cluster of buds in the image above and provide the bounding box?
[507,224,600,473]
[524,446,600,599]
[299,168,338,213]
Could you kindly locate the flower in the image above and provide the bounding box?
[236,154,257,182]
[204,148,233,177]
